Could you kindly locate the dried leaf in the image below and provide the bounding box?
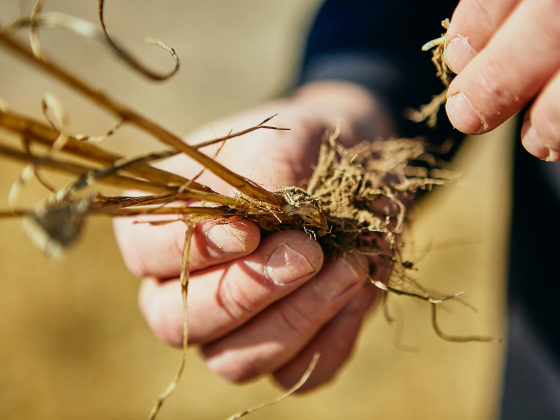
[22,194,94,259]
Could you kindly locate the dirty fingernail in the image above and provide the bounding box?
[446,92,484,134]
[521,122,559,161]
[314,256,366,299]
[266,244,316,285]
[206,224,247,254]
[445,35,476,74]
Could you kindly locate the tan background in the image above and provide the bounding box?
[0,1,513,419]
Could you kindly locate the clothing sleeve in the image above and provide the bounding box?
[298,0,459,147]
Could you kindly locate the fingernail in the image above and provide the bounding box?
[314,256,366,299]
[266,244,316,285]
[206,224,247,254]
[446,92,484,134]
[445,35,476,74]
[521,122,559,161]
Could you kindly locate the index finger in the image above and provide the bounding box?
[446,0,560,134]
[114,216,261,279]
[445,0,520,73]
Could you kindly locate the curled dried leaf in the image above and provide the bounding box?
[7,91,70,209]
[8,163,35,209]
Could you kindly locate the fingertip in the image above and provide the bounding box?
[291,230,324,268]
[262,230,324,286]
[446,92,485,134]
[444,35,477,74]
[521,121,560,162]
[201,218,261,255]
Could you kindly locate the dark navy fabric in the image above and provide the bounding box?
[299,0,458,148]
[503,118,560,419]
[297,1,560,418]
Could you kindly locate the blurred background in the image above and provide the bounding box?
[0,1,512,419]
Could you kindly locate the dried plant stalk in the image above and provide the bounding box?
[148,222,195,420]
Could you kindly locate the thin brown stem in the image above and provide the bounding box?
[0,209,29,218]
[91,206,230,217]
[191,114,289,149]
[0,206,231,218]
[430,303,502,344]
[148,222,195,420]
[0,110,195,188]
[98,0,180,81]
[0,140,242,207]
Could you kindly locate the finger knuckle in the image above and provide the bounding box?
[476,63,519,116]
[448,0,492,46]
[216,278,262,321]
[463,0,492,26]
[541,0,560,44]
[276,300,317,339]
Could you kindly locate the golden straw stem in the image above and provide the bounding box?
[0,141,242,207]
[0,207,230,218]
[0,110,198,189]
[91,206,230,216]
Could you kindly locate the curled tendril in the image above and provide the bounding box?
[29,0,46,61]
[98,0,179,81]
[2,2,179,81]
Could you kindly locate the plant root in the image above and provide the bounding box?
[408,18,456,127]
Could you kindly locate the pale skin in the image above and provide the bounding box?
[444,0,560,161]
[114,81,397,391]
[115,0,556,391]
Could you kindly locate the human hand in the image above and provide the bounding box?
[444,0,560,161]
[113,82,396,391]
